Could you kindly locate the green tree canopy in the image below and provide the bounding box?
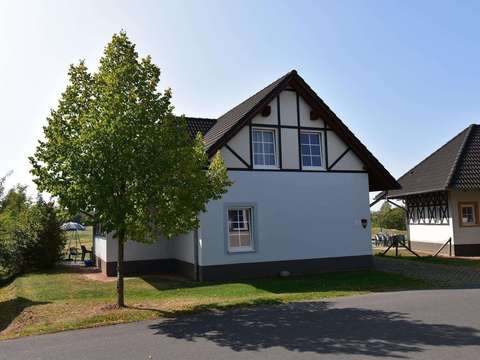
[30,32,231,306]
[371,201,406,231]
[0,184,65,277]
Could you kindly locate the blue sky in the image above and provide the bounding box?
[1,0,480,198]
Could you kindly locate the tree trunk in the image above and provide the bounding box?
[116,230,125,308]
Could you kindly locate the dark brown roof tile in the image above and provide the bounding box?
[204,71,294,149]
[185,117,217,138]
[449,125,480,191]
[383,124,480,198]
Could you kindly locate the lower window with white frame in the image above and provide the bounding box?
[227,207,254,252]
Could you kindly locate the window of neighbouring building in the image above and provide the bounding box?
[460,202,478,226]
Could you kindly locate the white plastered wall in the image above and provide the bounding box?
[98,231,194,264]
[408,195,455,245]
[219,147,247,168]
[281,128,299,169]
[198,171,372,266]
[450,191,480,245]
[168,232,195,263]
[279,90,297,126]
[331,151,365,171]
[225,126,250,167]
[94,235,107,261]
[251,98,278,125]
[326,131,362,171]
[408,223,454,244]
[299,96,324,128]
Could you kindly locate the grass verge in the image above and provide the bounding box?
[0,268,427,340]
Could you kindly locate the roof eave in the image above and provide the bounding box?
[383,187,448,199]
[369,180,401,192]
[206,71,297,157]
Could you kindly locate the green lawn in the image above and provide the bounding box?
[64,226,93,249]
[0,268,426,340]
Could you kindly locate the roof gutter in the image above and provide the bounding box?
[380,187,450,200]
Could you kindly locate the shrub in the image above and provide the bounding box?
[33,200,66,269]
[0,186,65,276]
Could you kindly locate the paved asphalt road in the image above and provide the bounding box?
[2,289,480,360]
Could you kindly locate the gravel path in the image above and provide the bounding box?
[374,256,480,287]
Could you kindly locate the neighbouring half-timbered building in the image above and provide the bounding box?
[377,124,480,256]
[94,70,399,280]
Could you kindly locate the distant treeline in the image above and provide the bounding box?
[371,202,406,231]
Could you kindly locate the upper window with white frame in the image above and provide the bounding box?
[300,131,323,169]
[460,202,478,226]
[252,128,277,168]
[227,207,254,252]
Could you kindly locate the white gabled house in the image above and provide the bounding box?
[94,70,399,281]
[377,124,480,256]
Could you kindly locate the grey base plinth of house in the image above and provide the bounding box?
[196,255,373,282]
[453,244,480,256]
[95,257,195,279]
[97,255,373,282]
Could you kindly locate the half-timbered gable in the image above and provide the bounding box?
[201,89,365,174]
[379,124,480,256]
[198,70,398,190]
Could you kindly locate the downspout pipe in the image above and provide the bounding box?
[193,228,200,282]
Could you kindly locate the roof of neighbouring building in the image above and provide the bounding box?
[185,117,217,138]
[180,70,400,192]
[377,124,480,199]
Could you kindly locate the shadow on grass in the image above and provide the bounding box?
[149,301,480,357]
[141,269,427,295]
[0,297,50,332]
[127,297,285,318]
[0,273,16,288]
[139,274,199,291]
[240,270,426,294]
